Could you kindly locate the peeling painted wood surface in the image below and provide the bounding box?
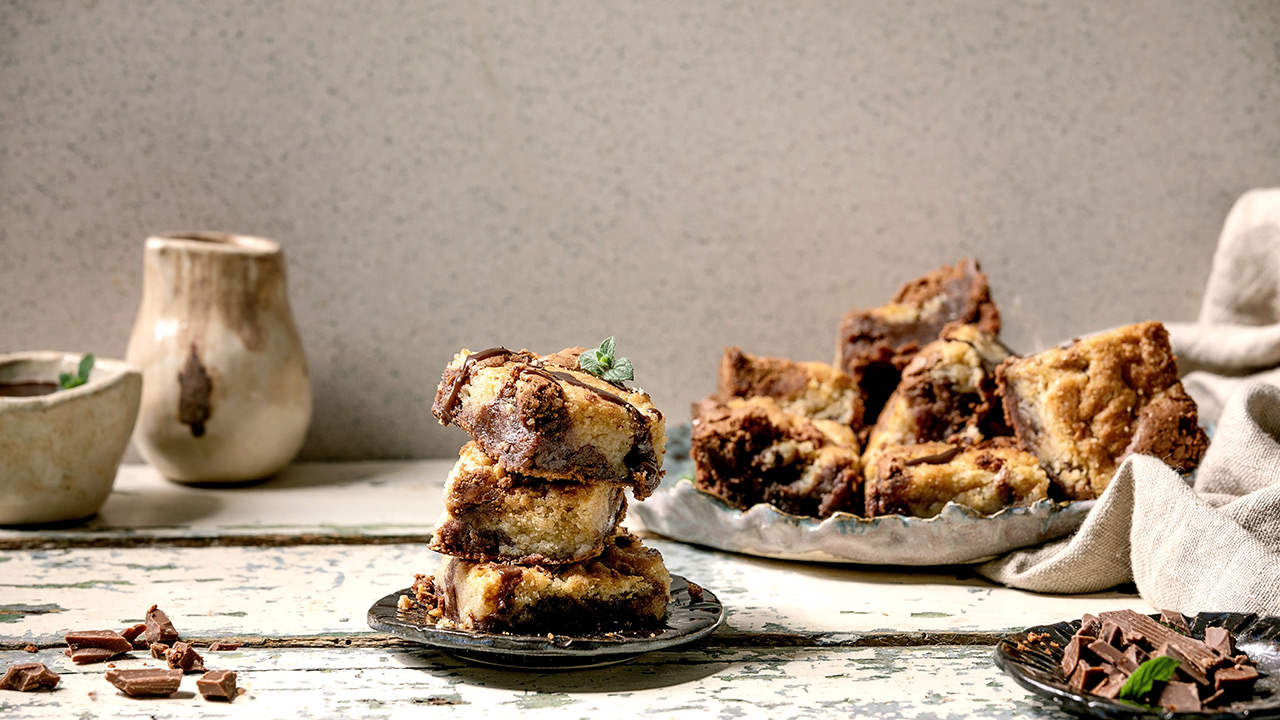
[0,646,1075,719]
[0,542,1149,647]
[0,462,1140,717]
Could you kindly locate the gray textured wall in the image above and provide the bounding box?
[2,1,1277,461]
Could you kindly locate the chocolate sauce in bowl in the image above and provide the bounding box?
[0,381,59,398]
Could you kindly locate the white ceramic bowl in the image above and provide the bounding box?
[0,352,142,525]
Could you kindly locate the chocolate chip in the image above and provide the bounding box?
[64,630,133,664]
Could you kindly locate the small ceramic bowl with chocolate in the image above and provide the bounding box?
[0,351,141,525]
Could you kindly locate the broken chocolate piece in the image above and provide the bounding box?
[196,670,238,701]
[1099,610,1220,678]
[1087,639,1137,673]
[1205,626,1234,657]
[104,667,183,697]
[120,623,149,650]
[1214,665,1260,694]
[64,630,133,664]
[1158,681,1202,712]
[1061,635,1086,677]
[1159,609,1190,634]
[1079,614,1101,636]
[149,642,170,659]
[1068,664,1107,691]
[144,605,180,644]
[208,642,241,651]
[0,663,60,692]
[165,641,206,674]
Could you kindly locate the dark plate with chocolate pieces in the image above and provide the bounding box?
[995,612,1280,719]
[366,575,724,670]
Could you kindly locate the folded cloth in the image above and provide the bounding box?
[978,189,1280,614]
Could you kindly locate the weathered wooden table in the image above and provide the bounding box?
[0,462,1150,718]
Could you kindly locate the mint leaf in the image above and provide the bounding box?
[578,349,605,376]
[58,354,95,390]
[602,357,633,382]
[578,337,634,383]
[1118,656,1180,702]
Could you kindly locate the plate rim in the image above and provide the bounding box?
[367,573,725,663]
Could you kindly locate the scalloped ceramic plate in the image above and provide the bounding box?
[633,472,1092,565]
[367,575,724,669]
[994,612,1280,719]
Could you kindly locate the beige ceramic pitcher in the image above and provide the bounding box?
[127,232,311,483]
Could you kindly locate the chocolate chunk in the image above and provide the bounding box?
[0,663,60,692]
[1215,665,1260,694]
[1099,610,1219,678]
[1122,644,1148,669]
[149,642,170,659]
[120,623,149,650]
[1159,610,1190,634]
[1061,635,1086,676]
[1068,664,1107,691]
[1087,639,1137,673]
[104,667,183,697]
[64,630,133,664]
[1079,614,1101,637]
[1205,626,1234,657]
[208,642,241,651]
[1163,644,1210,685]
[22,645,37,653]
[1091,675,1125,699]
[196,670,238,701]
[1098,622,1122,648]
[165,641,206,674]
[144,605,180,644]
[1158,681,1202,711]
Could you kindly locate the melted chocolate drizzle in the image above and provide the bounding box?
[439,347,515,424]
[902,444,963,467]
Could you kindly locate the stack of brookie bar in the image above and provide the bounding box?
[411,344,672,633]
[692,259,1210,519]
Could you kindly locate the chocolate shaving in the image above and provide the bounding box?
[0,663,60,692]
[104,667,183,697]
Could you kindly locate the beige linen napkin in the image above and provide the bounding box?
[977,189,1280,614]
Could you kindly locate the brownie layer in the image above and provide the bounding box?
[431,347,666,498]
[862,324,1013,474]
[429,442,627,564]
[837,258,1001,423]
[997,321,1208,500]
[418,532,671,633]
[717,346,866,430]
[865,440,1049,517]
[690,396,863,518]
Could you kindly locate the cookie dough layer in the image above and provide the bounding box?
[862,324,1012,474]
[837,258,1001,422]
[690,396,863,518]
[997,321,1208,500]
[429,442,627,564]
[865,440,1050,517]
[431,347,666,498]
[420,532,671,633]
[718,346,866,430]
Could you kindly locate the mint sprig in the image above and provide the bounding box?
[1117,656,1180,703]
[578,337,634,383]
[58,354,95,390]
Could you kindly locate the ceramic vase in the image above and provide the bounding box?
[126,232,311,483]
